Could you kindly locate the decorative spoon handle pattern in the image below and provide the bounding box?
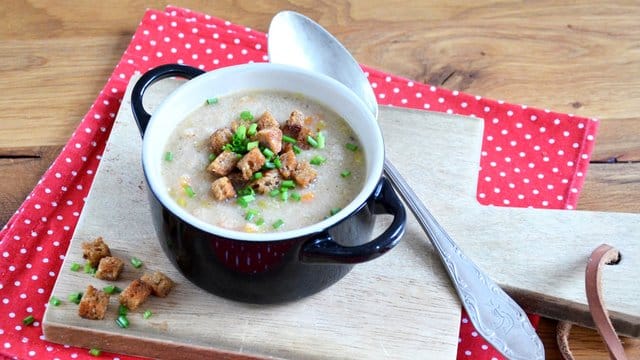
[383,158,545,360]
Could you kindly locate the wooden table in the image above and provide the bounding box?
[1,1,638,359]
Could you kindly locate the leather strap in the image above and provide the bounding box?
[556,244,627,360]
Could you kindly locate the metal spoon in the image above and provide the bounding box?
[268,11,544,360]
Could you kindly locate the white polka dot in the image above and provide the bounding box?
[507,110,513,116]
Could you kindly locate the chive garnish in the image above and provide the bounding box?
[164,151,173,162]
[292,145,302,154]
[183,185,196,198]
[245,209,259,221]
[68,292,82,304]
[143,310,153,319]
[256,218,265,226]
[330,207,342,216]
[252,172,263,180]
[291,192,301,201]
[103,285,122,295]
[262,148,274,159]
[247,141,259,151]
[49,296,61,306]
[345,143,359,151]
[116,315,130,329]
[281,180,295,189]
[237,186,255,197]
[341,170,351,178]
[84,262,96,275]
[118,304,128,316]
[307,135,319,148]
[272,219,284,229]
[208,153,216,161]
[237,194,255,208]
[273,157,282,169]
[22,315,35,326]
[247,123,258,136]
[269,189,280,197]
[310,155,326,166]
[89,348,102,357]
[316,132,325,149]
[206,97,218,105]
[70,262,81,272]
[280,190,289,202]
[240,110,254,121]
[282,135,297,144]
[130,257,143,269]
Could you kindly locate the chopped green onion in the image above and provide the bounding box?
[291,192,301,201]
[49,296,61,306]
[22,315,35,326]
[236,125,247,140]
[282,135,297,144]
[330,207,342,216]
[247,123,258,136]
[247,140,259,151]
[164,151,173,162]
[256,218,265,226]
[292,145,302,155]
[272,219,285,229]
[262,148,274,159]
[84,262,96,275]
[280,190,289,202]
[306,135,319,148]
[103,285,122,295]
[341,170,351,178]
[263,161,276,169]
[237,194,255,208]
[208,153,216,161]
[281,180,295,189]
[252,172,263,180]
[240,110,254,121]
[345,143,359,152]
[273,157,282,169]
[316,132,325,149]
[183,185,196,198]
[70,262,81,272]
[245,209,259,221]
[237,186,255,197]
[206,97,218,105]
[118,304,128,316]
[310,155,326,166]
[143,310,153,319]
[68,292,82,304]
[89,348,102,357]
[130,257,143,269]
[269,189,280,197]
[116,315,130,329]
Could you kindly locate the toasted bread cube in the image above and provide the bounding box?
[256,127,283,154]
[209,128,233,155]
[141,271,175,298]
[278,149,297,179]
[95,256,124,281]
[211,177,236,201]
[293,161,317,187]
[226,171,248,190]
[257,111,280,130]
[119,279,152,310]
[207,150,239,176]
[251,169,282,194]
[78,285,110,320]
[81,237,111,267]
[282,110,304,138]
[237,147,266,180]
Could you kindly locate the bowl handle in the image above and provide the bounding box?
[300,177,406,264]
[131,64,206,136]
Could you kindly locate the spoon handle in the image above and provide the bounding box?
[383,158,544,360]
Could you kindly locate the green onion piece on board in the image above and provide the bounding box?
[183,185,196,198]
[70,262,81,272]
[84,262,96,275]
[282,135,297,144]
[206,97,218,105]
[130,257,143,269]
[103,285,121,295]
[345,143,359,151]
[49,296,61,306]
[291,192,301,201]
[306,135,319,148]
[316,132,325,149]
[341,170,351,178]
[252,172,263,180]
[272,219,284,229]
[22,315,35,326]
[68,292,82,304]
[240,110,254,121]
[164,151,173,162]
[118,304,128,316]
[116,315,130,329]
[89,348,102,357]
[208,153,216,161]
[247,123,258,136]
[143,310,153,320]
[330,207,342,216]
[310,155,326,166]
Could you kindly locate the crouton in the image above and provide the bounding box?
[119,279,152,310]
[296,126,315,150]
[237,147,266,180]
[81,237,111,267]
[278,149,297,179]
[251,169,282,194]
[78,285,109,320]
[209,128,233,155]
[256,127,283,154]
[257,111,280,130]
[293,161,317,187]
[207,150,239,176]
[95,256,124,281]
[282,110,305,138]
[226,171,248,190]
[141,271,175,298]
[211,177,236,201]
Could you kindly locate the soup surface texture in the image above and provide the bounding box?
[162,91,365,233]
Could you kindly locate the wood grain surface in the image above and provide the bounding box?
[2,1,639,359]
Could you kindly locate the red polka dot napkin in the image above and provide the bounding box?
[0,5,598,360]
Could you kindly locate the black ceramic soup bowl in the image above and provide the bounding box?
[131,63,406,303]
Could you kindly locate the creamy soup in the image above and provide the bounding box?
[161,91,365,233]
